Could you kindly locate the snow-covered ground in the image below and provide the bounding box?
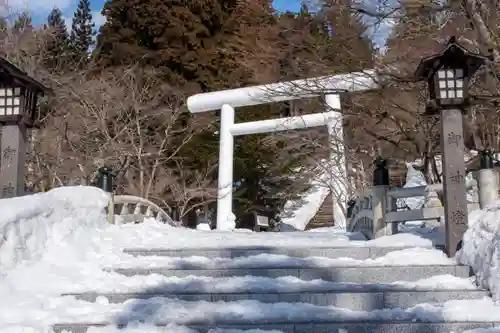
[0,186,499,333]
[459,201,500,302]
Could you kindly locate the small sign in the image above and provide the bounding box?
[2,182,14,197]
[255,214,269,227]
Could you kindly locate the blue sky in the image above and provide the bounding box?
[273,0,303,12]
[22,0,302,27]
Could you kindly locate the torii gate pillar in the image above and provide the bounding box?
[217,104,236,230]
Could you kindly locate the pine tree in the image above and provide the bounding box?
[319,0,373,72]
[13,12,33,33]
[95,0,296,218]
[95,0,277,89]
[0,17,7,31]
[44,7,70,72]
[276,4,334,79]
[70,0,95,64]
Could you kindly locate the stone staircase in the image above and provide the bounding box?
[306,193,335,230]
[53,245,498,333]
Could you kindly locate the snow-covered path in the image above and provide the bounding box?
[3,223,497,333]
[0,186,499,333]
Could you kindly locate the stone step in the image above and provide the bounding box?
[305,220,335,230]
[109,265,471,283]
[123,246,434,260]
[63,289,489,311]
[52,320,500,333]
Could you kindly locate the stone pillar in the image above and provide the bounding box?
[387,194,398,235]
[440,108,468,257]
[0,124,27,198]
[477,150,498,209]
[372,157,390,237]
[371,185,389,238]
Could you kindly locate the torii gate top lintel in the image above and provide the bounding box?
[186,69,379,114]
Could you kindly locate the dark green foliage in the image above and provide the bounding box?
[93,0,374,221]
[70,0,95,64]
[47,7,68,36]
[45,7,70,71]
[0,17,7,31]
[95,0,275,90]
[13,12,32,32]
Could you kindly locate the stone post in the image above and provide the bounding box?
[97,166,115,224]
[371,185,389,238]
[477,150,498,209]
[386,194,398,235]
[440,109,468,257]
[0,124,27,198]
[372,157,390,237]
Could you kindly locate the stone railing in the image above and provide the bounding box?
[347,168,497,240]
[113,195,180,226]
[348,188,375,239]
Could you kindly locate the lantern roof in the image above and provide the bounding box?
[414,36,489,81]
[0,58,50,95]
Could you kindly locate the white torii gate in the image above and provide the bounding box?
[187,70,379,230]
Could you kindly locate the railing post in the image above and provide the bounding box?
[171,206,180,224]
[346,198,356,218]
[478,150,498,209]
[386,194,398,235]
[371,186,388,237]
[372,157,390,238]
[97,166,115,224]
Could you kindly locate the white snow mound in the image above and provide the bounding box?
[0,186,109,274]
[458,200,500,301]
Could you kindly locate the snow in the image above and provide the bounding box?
[59,275,478,294]
[399,163,428,211]
[399,221,445,246]
[3,297,499,328]
[0,186,498,332]
[105,247,454,269]
[103,223,437,249]
[458,201,500,302]
[279,172,331,231]
[0,186,109,273]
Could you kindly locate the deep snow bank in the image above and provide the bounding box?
[0,186,109,273]
[458,201,500,301]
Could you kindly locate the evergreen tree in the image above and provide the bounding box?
[95,0,299,220]
[277,4,333,79]
[70,0,95,64]
[13,12,33,33]
[45,7,70,71]
[320,0,373,72]
[95,0,345,223]
[0,17,7,31]
[95,0,276,89]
